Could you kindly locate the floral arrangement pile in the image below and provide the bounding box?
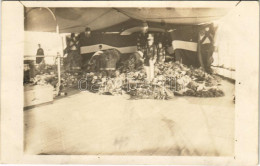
[27,61,224,99]
[83,61,224,99]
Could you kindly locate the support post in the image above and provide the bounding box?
[57,52,61,92]
[56,23,61,93]
[197,30,205,70]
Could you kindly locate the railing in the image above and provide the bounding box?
[24,53,62,92]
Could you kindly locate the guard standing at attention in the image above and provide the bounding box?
[143,33,157,82]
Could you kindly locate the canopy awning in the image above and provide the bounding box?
[25,7,232,33]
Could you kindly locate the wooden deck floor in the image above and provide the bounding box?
[24,80,235,156]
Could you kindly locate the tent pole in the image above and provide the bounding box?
[61,35,65,58]
[42,7,61,93]
[56,25,61,93]
[57,51,61,92]
[197,31,205,70]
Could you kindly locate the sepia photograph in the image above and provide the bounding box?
[1,1,259,165]
[23,6,235,156]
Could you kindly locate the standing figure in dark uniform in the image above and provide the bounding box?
[24,44,44,82]
[143,34,157,82]
[64,33,81,71]
[36,44,44,64]
[79,27,92,70]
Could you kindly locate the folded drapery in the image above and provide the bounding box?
[89,49,121,72]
